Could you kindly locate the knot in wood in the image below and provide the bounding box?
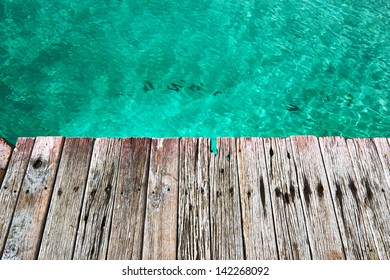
[32,158,43,169]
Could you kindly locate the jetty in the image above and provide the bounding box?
[0,136,388,260]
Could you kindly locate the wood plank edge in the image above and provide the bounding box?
[139,138,153,260]
[0,137,36,259]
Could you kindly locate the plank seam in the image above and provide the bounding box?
[0,137,36,259]
[70,138,96,260]
[235,138,247,260]
[140,138,152,260]
[176,138,182,259]
[207,138,216,260]
[175,138,182,260]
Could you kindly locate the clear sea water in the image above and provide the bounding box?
[0,0,389,144]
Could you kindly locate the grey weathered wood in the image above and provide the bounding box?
[0,138,35,257]
[291,136,345,259]
[107,138,151,260]
[264,137,311,259]
[209,138,244,259]
[38,138,94,260]
[373,138,390,187]
[177,138,211,260]
[0,137,14,186]
[347,138,390,259]
[2,137,64,260]
[319,136,379,259]
[142,138,179,260]
[73,138,122,260]
[237,138,278,259]
[0,136,388,261]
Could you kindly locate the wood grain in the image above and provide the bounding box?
[0,136,388,260]
[2,137,64,260]
[291,136,344,259]
[142,138,179,260]
[38,138,94,259]
[237,138,278,259]
[209,138,244,259]
[347,138,389,259]
[0,138,35,257]
[373,138,390,187]
[73,138,122,260]
[0,138,14,186]
[264,137,311,259]
[319,136,379,259]
[107,138,151,260]
[177,138,211,260]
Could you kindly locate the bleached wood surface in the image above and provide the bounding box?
[2,137,63,260]
[0,136,388,260]
[0,138,34,257]
[291,136,345,259]
[264,137,311,259]
[346,138,389,259]
[177,138,211,260]
[209,138,244,259]
[237,138,278,259]
[319,137,378,259]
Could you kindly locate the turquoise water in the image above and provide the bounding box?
[0,0,389,144]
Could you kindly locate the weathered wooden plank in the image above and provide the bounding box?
[319,137,379,259]
[38,138,94,260]
[142,138,179,260]
[373,138,390,187]
[0,137,14,186]
[237,138,278,259]
[107,138,151,260]
[209,138,244,259]
[347,138,390,259]
[73,138,122,260]
[290,136,344,259]
[177,138,211,260]
[2,137,64,260]
[264,137,311,259]
[0,138,35,257]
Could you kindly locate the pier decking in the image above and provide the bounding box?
[0,136,388,260]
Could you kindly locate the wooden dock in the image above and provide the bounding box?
[0,136,388,260]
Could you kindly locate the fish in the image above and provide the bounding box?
[286,104,301,111]
[167,83,183,92]
[188,84,202,91]
[143,80,154,92]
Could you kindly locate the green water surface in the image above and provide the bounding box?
[1,0,389,144]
